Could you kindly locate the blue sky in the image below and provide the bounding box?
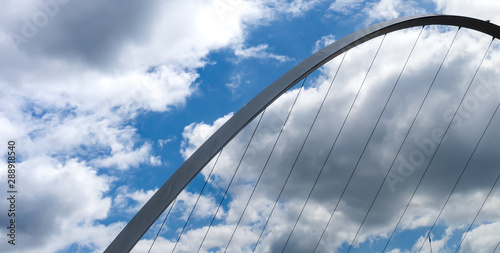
[1,0,500,253]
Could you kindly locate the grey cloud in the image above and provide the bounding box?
[8,0,161,68]
[176,26,500,253]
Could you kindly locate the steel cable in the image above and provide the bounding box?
[416,38,494,253]
[455,170,500,252]
[280,52,348,253]
[381,27,461,252]
[223,77,307,252]
[197,110,266,252]
[346,26,424,253]
[252,51,347,252]
[148,197,177,253]
[171,150,223,253]
[313,34,387,253]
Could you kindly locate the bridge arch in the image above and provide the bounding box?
[105,14,500,253]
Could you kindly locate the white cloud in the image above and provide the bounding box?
[0,157,117,252]
[0,0,327,252]
[226,74,242,94]
[275,0,323,16]
[329,0,365,15]
[92,143,155,170]
[114,187,159,214]
[149,155,162,166]
[411,226,456,253]
[175,190,222,221]
[387,249,403,253]
[460,222,500,253]
[158,137,176,150]
[3,0,500,252]
[328,0,429,25]
[181,113,234,160]
[171,26,500,252]
[433,0,500,25]
[313,34,336,53]
[364,0,426,23]
[234,44,293,62]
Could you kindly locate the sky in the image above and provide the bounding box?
[1,0,500,253]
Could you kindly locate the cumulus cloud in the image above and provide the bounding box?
[2,0,500,252]
[234,44,293,63]
[364,0,427,23]
[0,0,326,252]
[114,186,159,214]
[313,34,336,53]
[433,0,500,24]
[181,113,234,160]
[163,26,500,253]
[0,157,118,253]
[460,222,500,253]
[329,0,426,24]
[329,0,365,15]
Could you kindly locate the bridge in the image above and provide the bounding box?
[106,15,500,253]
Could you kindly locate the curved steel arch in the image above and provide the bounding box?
[105,14,500,253]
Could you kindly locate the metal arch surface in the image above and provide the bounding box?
[104,14,500,253]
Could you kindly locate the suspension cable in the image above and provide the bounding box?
[416,38,494,253]
[280,52,347,253]
[455,171,500,252]
[313,34,387,253]
[197,110,266,252]
[171,150,223,253]
[493,240,500,253]
[148,197,177,253]
[223,77,307,252]
[381,27,461,252]
[252,51,347,252]
[346,26,424,253]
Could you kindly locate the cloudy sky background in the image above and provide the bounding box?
[1,0,500,252]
